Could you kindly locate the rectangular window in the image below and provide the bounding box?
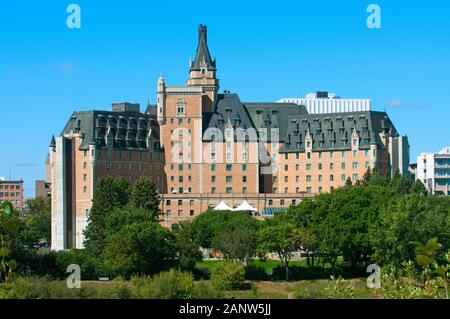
[226,187,232,194]
[318,175,322,182]
[318,163,322,170]
[179,176,183,183]
[306,187,312,193]
[330,163,334,170]
[226,176,232,183]
[211,187,216,194]
[242,187,247,194]
[284,165,288,172]
[341,163,346,169]
[341,151,346,158]
[352,174,358,181]
[242,164,247,171]
[353,162,358,169]
[306,175,312,182]
[330,174,334,181]
[306,164,311,170]
[296,164,300,171]
[365,150,369,157]
[284,176,288,182]
[179,164,183,171]
[211,176,216,182]
[243,176,247,183]
[318,152,322,159]
[211,164,216,171]
[341,174,346,181]
[226,164,232,171]
[296,176,300,183]
[353,150,357,157]
[318,186,323,193]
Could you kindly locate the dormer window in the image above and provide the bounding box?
[201,68,206,75]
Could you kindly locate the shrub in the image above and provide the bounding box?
[133,270,195,299]
[191,281,225,299]
[245,263,268,281]
[210,262,245,290]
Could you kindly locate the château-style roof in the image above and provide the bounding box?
[202,93,401,152]
[59,109,161,151]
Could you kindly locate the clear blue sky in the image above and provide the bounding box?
[1,0,449,197]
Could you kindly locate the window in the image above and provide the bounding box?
[190,210,195,216]
[330,174,334,181]
[296,176,300,182]
[166,200,171,206]
[243,164,247,171]
[166,210,171,218]
[211,187,216,194]
[318,163,322,170]
[285,153,288,160]
[296,187,300,193]
[296,164,300,171]
[280,199,285,206]
[211,164,216,171]
[226,176,232,183]
[226,187,232,194]
[243,176,247,183]
[179,176,183,183]
[307,152,311,159]
[296,153,300,160]
[171,176,174,182]
[341,163,346,169]
[284,165,288,171]
[284,187,288,194]
[273,176,278,183]
[226,164,232,171]
[341,151,346,158]
[178,210,183,217]
[318,152,322,159]
[177,98,185,116]
[318,186,323,193]
[341,174,346,181]
[306,175,312,182]
[330,151,334,158]
[352,174,359,181]
[318,175,323,182]
[242,187,247,194]
[352,162,358,169]
[306,187,312,193]
[306,164,311,170]
[83,186,87,193]
[179,164,183,171]
[268,200,273,206]
[365,150,369,157]
[211,176,216,182]
[83,162,87,169]
[284,176,288,183]
[83,174,87,181]
[365,162,369,168]
[330,163,334,170]
[353,150,357,157]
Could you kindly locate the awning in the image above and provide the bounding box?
[233,200,257,212]
[213,200,233,211]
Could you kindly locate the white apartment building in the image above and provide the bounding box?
[416,147,450,196]
[278,91,371,114]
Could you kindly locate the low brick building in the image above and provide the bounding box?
[0,179,24,211]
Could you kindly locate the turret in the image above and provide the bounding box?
[157,75,166,125]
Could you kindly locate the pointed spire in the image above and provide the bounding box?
[49,135,56,148]
[190,24,216,71]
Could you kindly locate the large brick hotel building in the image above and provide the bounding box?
[50,25,409,250]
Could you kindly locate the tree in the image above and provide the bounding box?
[361,168,373,186]
[103,220,175,278]
[129,176,162,221]
[190,210,258,263]
[410,179,428,196]
[172,221,202,271]
[371,194,450,269]
[258,220,311,281]
[345,177,353,187]
[20,198,51,248]
[83,177,129,256]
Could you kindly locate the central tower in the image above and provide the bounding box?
[187,24,220,112]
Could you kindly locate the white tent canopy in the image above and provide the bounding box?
[233,200,257,212]
[213,200,233,211]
